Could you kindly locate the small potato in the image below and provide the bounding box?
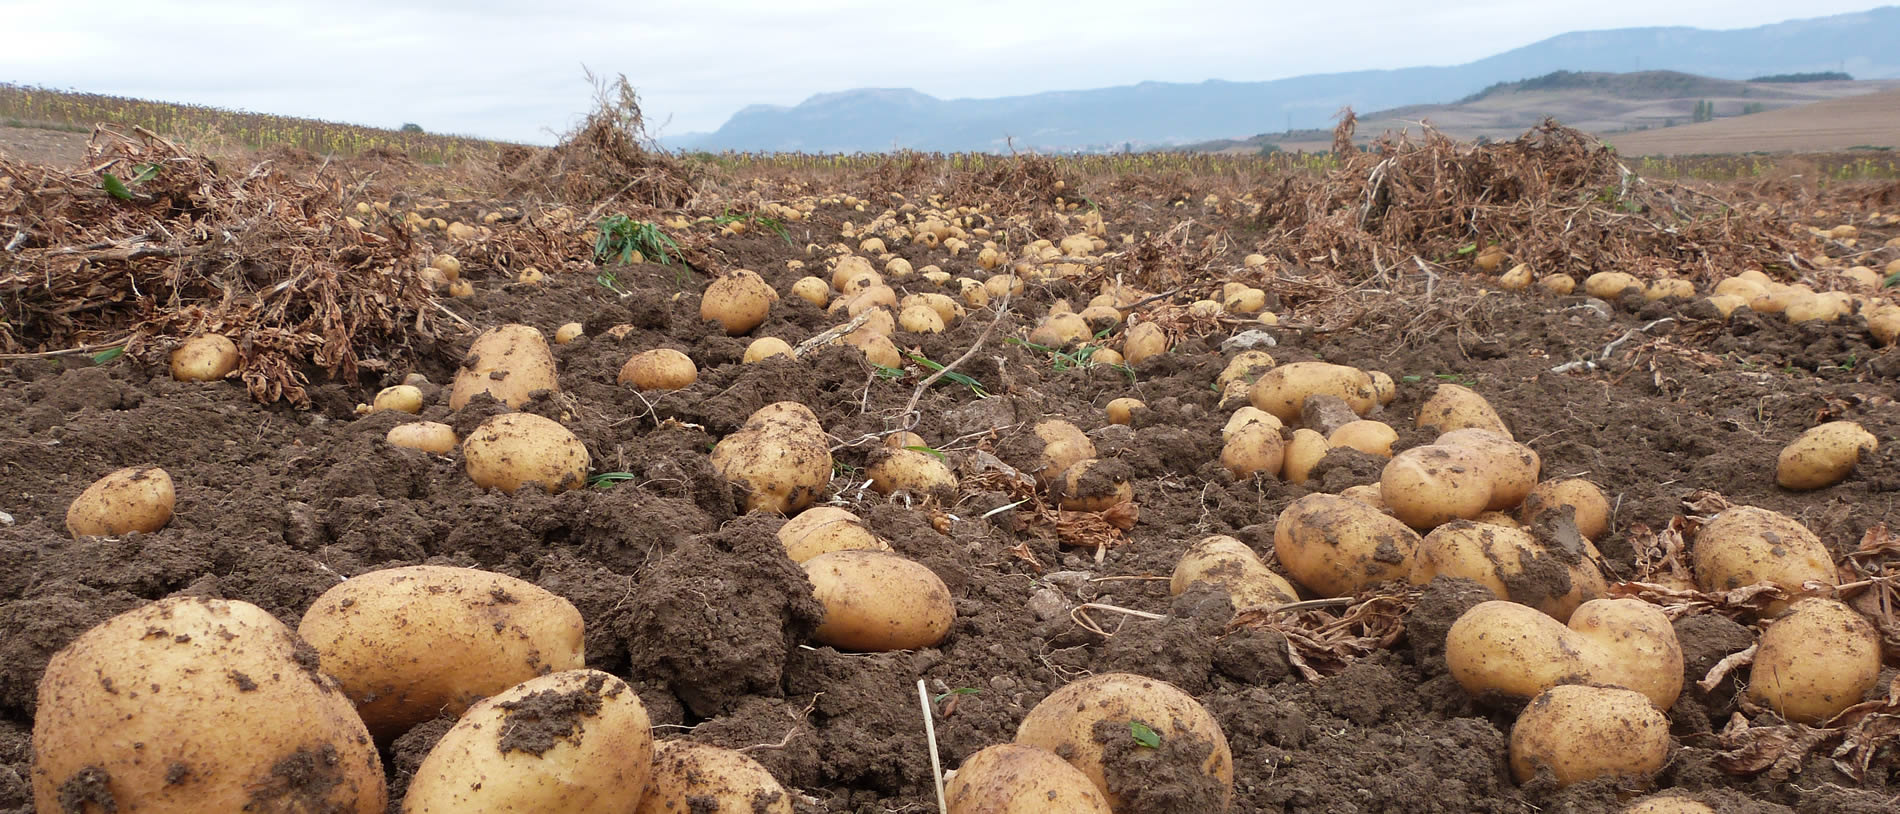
[430,253,462,280]
[1090,347,1124,366]
[1747,598,1881,724]
[1250,362,1376,423]
[1714,276,1766,301]
[701,269,776,335]
[1583,271,1642,300]
[1538,274,1576,295]
[1223,406,1283,441]
[554,322,585,344]
[1445,599,1682,708]
[620,348,698,391]
[450,324,559,409]
[637,741,793,814]
[1368,370,1397,405]
[1217,351,1277,390]
[1703,294,1747,318]
[372,384,424,414]
[791,276,831,307]
[65,465,174,538]
[1281,428,1329,483]
[866,446,958,500]
[464,413,589,494]
[387,421,458,454]
[1077,304,1122,333]
[1224,286,1267,314]
[1221,422,1285,479]
[885,431,927,449]
[1015,673,1232,812]
[1329,419,1397,457]
[1105,397,1144,425]
[903,292,964,325]
[778,507,891,563]
[1172,535,1298,608]
[1122,322,1168,364]
[1520,479,1611,541]
[1510,685,1670,786]
[711,403,832,514]
[1274,493,1422,597]
[1416,383,1511,438]
[298,565,586,739]
[831,255,878,292]
[169,333,240,382]
[1411,521,1606,620]
[1054,458,1133,511]
[1692,506,1835,605]
[1498,263,1532,291]
[403,670,651,814]
[843,330,903,368]
[945,743,1111,814]
[803,550,954,651]
[1776,420,1878,490]
[744,336,796,363]
[1868,303,1900,345]
[1645,277,1695,301]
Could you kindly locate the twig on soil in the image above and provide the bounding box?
[0,334,132,360]
[793,309,876,358]
[1070,602,1165,637]
[916,680,948,814]
[431,300,474,331]
[891,288,1011,433]
[735,729,799,754]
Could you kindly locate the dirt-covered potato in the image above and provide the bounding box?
[297,564,584,739]
[403,670,652,814]
[1281,427,1330,483]
[1437,429,1540,510]
[1122,321,1169,364]
[1520,478,1611,541]
[1172,535,1298,608]
[386,421,458,453]
[1381,429,1540,529]
[711,402,832,514]
[1329,419,1397,457]
[1222,421,1286,479]
[1055,458,1133,511]
[1222,406,1283,441]
[1691,505,1836,604]
[1445,599,1682,709]
[1410,521,1606,620]
[169,333,240,381]
[898,304,946,333]
[65,465,174,538]
[803,550,954,651]
[32,597,386,814]
[1415,383,1511,438]
[1023,419,1097,487]
[1776,420,1878,490]
[619,348,698,391]
[1250,362,1377,423]
[1368,370,1397,405]
[1217,351,1277,391]
[1274,493,1422,597]
[1746,598,1881,724]
[701,268,776,335]
[778,506,891,563]
[637,740,793,814]
[1510,685,1670,786]
[1583,271,1642,300]
[866,446,958,500]
[464,412,589,494]
[450,324,559,409]
[1015,673,1232,811]
[944,743,1112,814]
[371,384,423,414]
[1339,484,1384,509]
[1105,397,1144,425]
[791,275,830,306]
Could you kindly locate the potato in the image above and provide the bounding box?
[791,276,830,307]
[1445,599,1682,708]
[1777,420,1878,490]
[1411,521,1606,620]
[403,670,651,814]
[1520,478,1611,540]
[897,304,946,334]
[903,292,964,325]
[1475,245,1506,272]
[843,329,903,368]
[371,384,423,414]
[1224,286,1267,314]
[1054,458,1133,511]
[1281,428,1329,483]
[32,597,386,814]
[1538,274,1576,295]
[1329,419,1397,457]
[1625,797,1715,814]
[298,565,585,739]
[1217,351,1277,390]
[1172,535,1298,608]
[744,336,795,363]
[837,284,897,315]
[65,465,174,538]
[637,741,793,814]
[1220,422,1285,479]
[1274,493,1422,597]
[450,324,559,409]
[1222,406,1283,441]
[1868,303,1900,345]
[1416,383,1511,438]
[1498,263,1532,291]
[711,403,832,514]
[1436,428,1540,510]
[1090,347,1124,366]
[1691,506,1835,604]
[1645,277,1695,301]
[778,506,891,562]
[1746,598,1881,724]
[386,421,457,453]
[1122,321,1168,364]
[620,348,698,391]
[1339,483,1384,509]
[866,446,957,500]
[1510,685,1670,786]
[1250,362,1376,423]
[465,413,588,494]
[1368,370,1397,404]
[430,252,462,280]
[1703,294,1747,318]
[701,269,776,335]
[169,333,239,381]
[1713,275,1766,301]
[1105,397,1144,425]
[744,400,820,431]
[885,431,928,449]
[1024,419,1097,487]
[1583,271,1642,300]
[803,550,954,651]
[831,255,878,292]
[1015,673,1232,811]
[945,743,1111,814]
[1379,443,1491,529]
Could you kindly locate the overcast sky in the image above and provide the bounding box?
[3,1,1885,144]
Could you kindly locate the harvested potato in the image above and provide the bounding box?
[637,741,793,814]
[1868,303,1900,345]
[1054,458,1133,511]
[1221,422,1285,478]
[896,304,945,334]
[778,507,891,562]
[620,348,698,391]
[450,324,559,409]
[387,421,458,453]
[1475,511,1521,529]
[1416,383,1510,438]
[1625,797,1716,814]
[701,269,776,335]
[1645,278,1694,301]
[1104,397,1144,425]
[1222,406,1283,441]
[944,743,1112,814]
[1747,598,1881,724]
[464,413,589,494]
[1274,493,1422,597]
[1510,685,1670,786]
[1024,419,1097,487]
[1498,263,1532,290]
[1691,506,1835,605]
[711,402,832,514]
[1368,371,1397,405]
[554,322,585,344]
[1217,351,1277,392]
[1445,599,1682,708]
[1437,429,1540,510]
[1090,347,1124,366]
[1382,429,1539,529]
[169,333,240,381]
[744,336,795,363]
[1520,478,1611,540]
[403,670,651,814]
[32,597,386,814]
[1122,321,1168,364]
[866,447,957,500]
[1329,419,1397,457]
[1777,420,1878,490]
[1539,274,1576,295]
[1583,271,1642,300]
[299,565,585,739]
[842,329,903,367]
[65,465,174,538]
[1281,428,1329,483]
[372,384,423,414]
[1250,362,1376,423]
[1411,521,1606,620]
[831,255,878,291]
[1704,294,1747,318]
[791,276,830,307]
[430,253,462,280]
[1224,286,1267,314]
[1339,484,1384,509]
[1172,535,1298,608]
[1015,673,1232,811]
[885,431,927,449]
[1475,245,1506,272]
[803,550,954,651]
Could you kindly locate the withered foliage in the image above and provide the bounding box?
[1227,588,1419,681]
[498,73,697,210]
[1717,675,1900,783]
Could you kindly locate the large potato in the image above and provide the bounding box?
[1379,444,1492,529]
[1015,673,1232,812]
[297,565,586,739]
[450,324,559,409]
[464,412,590,494]
[1221,422,1286,479]
[1122,322,1169,364]
[1249,362,1376,423]
[778,507,891,563]
[945,744,1112,814]
[371,384,424,414]
[32,597,385,814]
[1436,428,1539,510]
[620,348,699,391]
[1172,535,1298,608]
[1410,521,1605,620]
[701,269,776,335]
[636,740,792,814]
[1510,685,1670,786]
[1746,598,1881,724]
[711,402,832,514]
[1415,383,1510,438]
[65,465,174,538]
[1329,419,1397,457]
[1691,506,1836,605]
[1520,478,1611,540]
[169,333,239,381]
[403,670,652,814]
[1776,421,1878,490]
[803,550,954,651]
[1445,599,1683,709]
[1274,493,1422,597]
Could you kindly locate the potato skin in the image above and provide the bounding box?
[386,421,458,454]
[1221,422,1285,478]
[169,333,240,381]
[803,550,954,651]
[1691,506,1836,602]
[403,670,652,814]
[1520,478,1611,541]
[32,597,386,814]
[1445,599,1683,709]
[1510,685,1670,786]
[464,412,590,494]
[449,324,559,409]
[1329,419,1398,457]
[619,348,699,391]
[1746,598,1881,724]
[65,465,175,538]
[1172,535,1298,608]
[1436,428,1540,511]
[1410,521,1605,620]
[1776,421,1877,490]
[867,447,959,501]
[1415,383,1511,438]
[1249,362,1376,423]
[1280,428,1329,484]
[945,743,1112,814]
[297,565,586,740]
[636,741,793,814]
[778,507,891,563]
[1015,673,1232,811]
[711,403,832,514]
[1274,493,1421,597]
[1380,443,1493,529]
[701,268,776,335]
[371,384,424,414]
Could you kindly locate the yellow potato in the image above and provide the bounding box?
[1868,303,1900,345]
[620,348,698,391]
[1217,351,1278,390]
[1379,443,1494,529]
[1475,245,1506,272]
[1015,673,1232,812]
[1497,263,1532,291]
[386,421,458,453]
[1703,294,1747,318]
[778,507,891,563]
[430,253,462,280]
[1410,521,1606,620]
[842,329,903,368]
[1222,406,1283,441]
[1105,397,1144,425]
[1445,599,1682,708]
[1090,347,1124,366]
[1024,420,1097,487]
[65,465,174,538]
[1274,493,1422,597]
[464,410,587,492]
[371,384,423,414]
[831,255,878,292]
[1538,274,1576,295]
[1249,362,1376,423]
[450,324,559,409]
[1435,428,1540,511]
[553,322,584,344]
[1583,271,1642,300]
[1054,458,1133,511]
[1221,422,1285,479]
[744,336,795,363]
[1368,371,1396,405]
[710,403,832,514]
[1776,420,1878,490]
[1339,484,1384,509]
[1691,505,1835,604]
[803,550,954,651]
[866,446,958,500]
[1520,478,1611,540]
[885,431,927,449]
[1329,419,1397,457]
[637,741,793,814]
[169,333,240,382]
[1224,287,1267,314]
[1415,383,1511,438]
[1280,428,1329,484]
[896,304,945,334]
[701,269,776,335]
[298,565,585,739]
[1122,322,1168,364]
[403,670,651,814]
[945,744,1111,814]
[32,597,386,814]
[1510,685,1670,786]
[1172,535,1298,608]
[791,276,830,307]
[1645,277,1695,301]
[1746,598,1881,724]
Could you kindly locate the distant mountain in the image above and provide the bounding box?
[664,6,1900,153]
